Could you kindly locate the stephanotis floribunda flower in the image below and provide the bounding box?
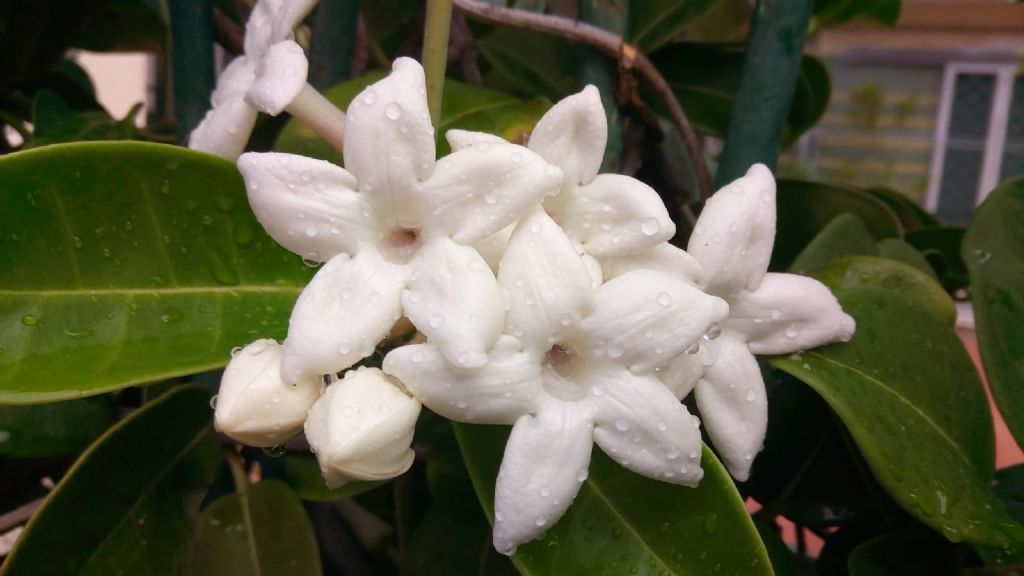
[385,208,729,554]
[237,58,562,384]
[658,164,856,481]
[190,0,345,159]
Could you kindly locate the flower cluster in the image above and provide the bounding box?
[202,36,855,553]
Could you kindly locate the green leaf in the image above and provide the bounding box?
[188,480,322,576]
[0,385,221,575]
[864,186,941,231]
[771,287,1024,550]
[812,256,955,325]
[790,214,880,274]
[752,518,800,576]
[964,177,1024,454]
[629,0,722,52]
[772,179,903,270]
[72,0,166,52]
[0,142,312,404]
[848,532,957,576]
[29,90,143,147]
[906,227,969,293]
[876,238,937,279]
[476,27,577,101]
[977,465,1024,565]
[283,453,383,501]
[275,74,548,163]
[0,395,116,458]
[814,0,902,28]
[455,425,772,575]
[651,43,830,147]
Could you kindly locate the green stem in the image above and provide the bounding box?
[169,0,215,143]
[421,0,453,127]
[715,0,813,187]
[309,0,361,89]
[576,0,628,173]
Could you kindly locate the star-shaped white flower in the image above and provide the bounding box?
[384,208,729,554]
[189,0,344,159]
[662,164,856,481]
[238,58,562,384]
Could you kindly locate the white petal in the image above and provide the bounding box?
[493,402,594,555]
[528,85,606,186]
[591,367,704,485]
[247,40,308,115]
[281,251,407,381]
[271,0,318,40]
[580,270,730,374]
[305,367,420,487]
[600,242,703,285]
[421,142,562,243]
[402,237,503,369]
[694,335,766,481]
[726,272,856,355]
[343,57,435,222]
[498,209,595,356]
[445,129,508,152]
[383,337,542,424]
[687,163,776,296]
[214,339,323,447]
[188,96,258,160]
[212,57,257,107]
[237,152,376,261]
[473,224,514,271]
[659,352,704,400]
[243,0,278,56]
[561,174,675,256]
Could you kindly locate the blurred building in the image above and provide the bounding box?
[783,0,1024,225]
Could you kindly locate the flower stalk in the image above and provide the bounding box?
[286,83,347,150]
[421,0,453,126]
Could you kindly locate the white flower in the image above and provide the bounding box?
[304,367,421,487]
[238,58,563,383]
[663,164,856,481]
[214,339,323,447]
[384,209,729,554]
[189,0,344,159]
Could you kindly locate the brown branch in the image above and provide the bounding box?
[213,8,245,56]
[451,0,713,203]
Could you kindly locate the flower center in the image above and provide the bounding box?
[381,225,423,263]
[541,343,589,401]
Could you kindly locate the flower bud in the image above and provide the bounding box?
[214,339,323,447]
[305,367,421,488]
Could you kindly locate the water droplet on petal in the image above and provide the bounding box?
[641,218,660,236]
[657,292,672,307]
[385,102,402,120]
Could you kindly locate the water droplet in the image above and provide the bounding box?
[385,102,402,120]
[64,328,93,339]
[745,390,756,402]
[560,313,573,326]
[21,314,38,326]
[615,419,630,431]
[704,324,721,340]
[607,343,624,358]
[685,342,700,355]
[641,218,660,236]
[363,91,377,105]
[535,517,547,527]
[411,351,424,363]
[263,444,287,457]
[302,257,321,268]
[974,249,992,265]
[73,236,83,249]
[657,292,672,307]
[785,325,798,338]
[429,315,444,329]
[160,307,184,324]
[576,468,589,482]
[540,487,551,497]
[304,224,317,237]
[209,395,219,409]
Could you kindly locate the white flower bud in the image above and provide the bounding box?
[305,367,421,488]
[214,339,323,447]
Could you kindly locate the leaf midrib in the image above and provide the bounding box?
[584,476,678,575]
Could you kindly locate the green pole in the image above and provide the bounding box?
[577,0,628,173]
[169,0,215,143]
[309,0,360,89]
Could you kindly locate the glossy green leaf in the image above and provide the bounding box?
[283,453,383,501]
[906,227,969,293]
[629,0,722,52]
[963,177,1024,451]
[771,287,1024,550]
[772,179,903,270]
[848,532,957,576]
[790,214,879,273]
[814,0,901,28]
[977,465,1024,566]
[752,519,800,576]
[652,43,829,147]
[476,27,577,101]
[455,425,772,575]
[865,186,941,231]
[812,256,955,324]
[876,238,937,279]
[275,74,548,163]
[188,480,322,576]
[0,395,116,458]
[0,142,312,404]
[0,385,221,575]
[29,90,142,148]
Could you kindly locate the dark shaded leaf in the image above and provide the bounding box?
[906,227,969,293]
[847,532,957,576]
[814,0,901,28]
[790,213,879,274]
[0,395,116,458]
[284,454,383,501]
[875,238,936,279]
[629,0,722,52]
[864,186,941,231]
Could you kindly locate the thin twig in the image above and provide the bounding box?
[213,8,245,56]
[451,0,713,202]
[0,498,44,532]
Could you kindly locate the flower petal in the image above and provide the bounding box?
[237,152,376,261]
[498,209,595,356]
[281,251,407,382]
[600,242,703,284]
[694,334,767,481]
[560,174,675,256]
[591,367,703,486]
[445,129,508,152]
[383,337,542,424]
[271,0,318,40]
[528,85,606,186]
[659,352,704,400]
[473,224,514,271]
[214,339,323,447]
[687,163,776,296]
[212,57,257,107]
[403,236,503,368]
[493,402,594,555]
[580,269,730,374]
[243,0,279,56]
[188,95,258,160]
[247,40,309,115]
[305,367,420,487]
[727,272,856,354]
[421,142,562,243]
[343,57,435,222]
